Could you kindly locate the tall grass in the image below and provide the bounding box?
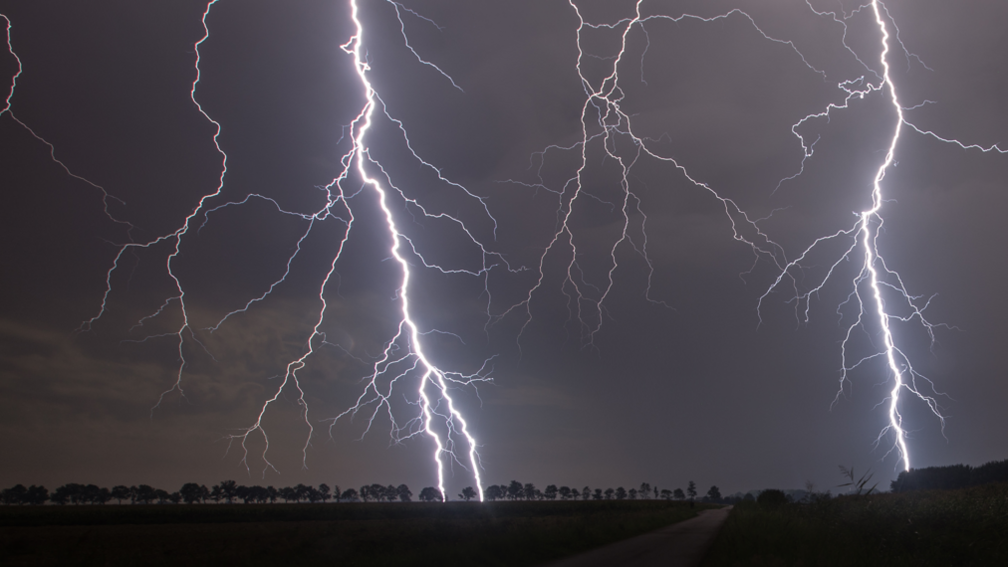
[702,482,1008,566]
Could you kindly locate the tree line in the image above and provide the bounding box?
[0,481,414,505]
[479,480,723,503]
[890,458,1008,492]
[1,479,726,505]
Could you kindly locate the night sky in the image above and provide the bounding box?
[2,0,1006,500]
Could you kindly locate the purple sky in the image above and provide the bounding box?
[1,0,1006,498]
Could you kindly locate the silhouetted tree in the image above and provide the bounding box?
[180,483,205,504]
[483,485,503,501]
[110,485,130,505]
[459,486,477,501]
[54,483,88,505]
[506,480,523,501]
[307,486,324,503]
[558,486,572,500]
[543,484,558,500]
[660,489,673,500]
[340,488,359,502]
[706,486,722,502]
[616,487,627,500]
[319,484,331,503]
[628,488,638,500]
[523,483,537,501]
[687,481,697,501]
[25,485,48,505]
[592,488,603,500]
[367,483,386,502]
[279,487,296,503]
[266,486,277,503]
[418,486,442,502]
[396,484,411,502]
[217,480,239,504]
[2,484,27,505]
[154,489,171,504]
[757,489,789,507]
[673,488,685,501]
[639,483,651,499]
[582,486,590,501]
[570,487,580,501]
[604,488,614,500]
[49,487,69,505]
[80,484,111,505]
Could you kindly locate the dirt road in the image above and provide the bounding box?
[543,506,732,567]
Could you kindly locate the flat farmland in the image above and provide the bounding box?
[1,500,711,566]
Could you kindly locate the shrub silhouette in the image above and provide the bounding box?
[756,489,789,507]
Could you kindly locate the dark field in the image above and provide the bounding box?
[0,500,708,566]
[702,482,1008,566]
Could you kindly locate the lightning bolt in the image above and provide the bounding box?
[8,0,1003,489]
[503,1,1003,472]
[54,0,491,498]
[496,2,809,347]
[761,1,1005,471]
[2,13,133,239]
[321,0,492,500]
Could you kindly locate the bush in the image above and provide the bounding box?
[756,489,789,507]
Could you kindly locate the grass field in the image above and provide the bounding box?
[0,500,709,566]
[701,482,1008,566]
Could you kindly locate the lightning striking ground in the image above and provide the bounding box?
[4,1,1005,487]
[8,1,495,498]
[757,1,1004,472]
[504,1,1004,472]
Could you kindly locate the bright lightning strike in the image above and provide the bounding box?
[177,1,494,498]
[762,1,1005,471]
[6,0,1004,488]
[10,0,495,499]
[503,0,1004,473]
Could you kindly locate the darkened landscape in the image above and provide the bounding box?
[4,462,1008,565]
[703,483,1008,566]
[2,499,709,566]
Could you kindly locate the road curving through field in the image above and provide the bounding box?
[543,505,732,567]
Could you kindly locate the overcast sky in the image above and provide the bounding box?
[1,0,1006,499]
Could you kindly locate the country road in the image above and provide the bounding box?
[544,506,733,567]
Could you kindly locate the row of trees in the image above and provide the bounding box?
[2,480,725,505]
[890,459,1008,492]
[477,480,721,503]
[0,481,414,506]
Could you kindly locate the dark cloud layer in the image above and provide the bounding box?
[1,0,1006,497]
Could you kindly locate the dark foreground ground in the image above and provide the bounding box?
[701,482,1008,566]
[0,500,712,566]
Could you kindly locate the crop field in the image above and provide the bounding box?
[0,500,709,566]
[701,482,1008,566]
